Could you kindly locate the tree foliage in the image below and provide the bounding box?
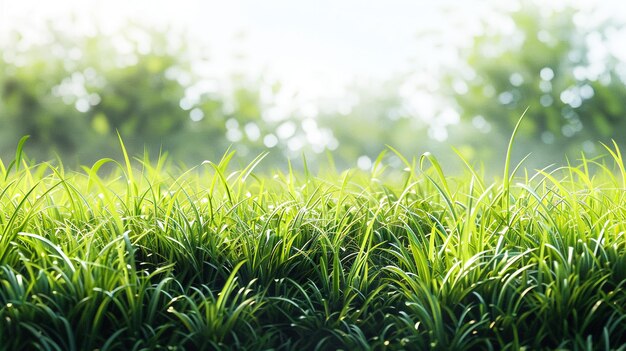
[443,3,626,156]
[0,22,341,167]
[0,24,198,162]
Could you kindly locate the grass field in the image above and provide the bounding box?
[0,135,625,350]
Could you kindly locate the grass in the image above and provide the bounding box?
[0,136,625,350]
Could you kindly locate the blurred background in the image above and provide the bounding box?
[1,0,626,173]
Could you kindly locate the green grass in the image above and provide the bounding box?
[0,137,625,350]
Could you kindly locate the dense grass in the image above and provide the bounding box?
[0,138,625,350]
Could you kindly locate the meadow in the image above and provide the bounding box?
[0,134,625,350]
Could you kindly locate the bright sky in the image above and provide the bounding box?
[0,0,493,98]
[2,0,626,90]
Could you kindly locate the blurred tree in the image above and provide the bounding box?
[0,29,92,160]
[85,26,193,156]
[0,21,326,168]
[0,22,217,164]
[441,3,626,158]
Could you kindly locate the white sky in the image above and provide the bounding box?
[0,0,492,98]
[1,0,626,106]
